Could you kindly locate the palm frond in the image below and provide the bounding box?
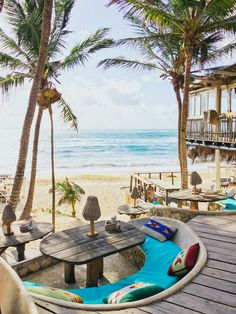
[0,28,30,61]
[58,196,68,206]
[56,97,78,131]
[109,0,183,31]
[4,0,26,29]
[0,52,28,71]
[203,15,236,34]
[58,28,114,70]
[71,182,85,194]
[0,74,26,93]
[49,0,75,58]
[5,0,44,58]
[98,57,158,72]
[205,0,236,21]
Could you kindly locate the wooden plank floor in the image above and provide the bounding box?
[36,215,236,314]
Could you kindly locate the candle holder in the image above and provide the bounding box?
[2,204,16,236]
[190,171,202,195]
[82,196,101,237]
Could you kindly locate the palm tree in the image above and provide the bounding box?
[108,0,236,189]
[1,0,53,212]
[0,0,114,219]
[99,14,235,189]
[99,16,185,183]
[51,177,85,218]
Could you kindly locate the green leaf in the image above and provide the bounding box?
[0,74,26,94]
[56,97,78,131]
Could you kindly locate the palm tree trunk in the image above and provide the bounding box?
[9,0,53,210]
[180,49,193,190]
[174,86,182,180]
[49,105,56,232]
[19,107,43,220]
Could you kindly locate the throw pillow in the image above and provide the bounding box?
[141,218,177,242]
[27,286,83,303]
[168,243,200,276]
[207,202,225,211]
[103,282,164,304]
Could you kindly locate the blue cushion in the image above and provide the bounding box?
[220,197,236,210]
[24,236,181,304]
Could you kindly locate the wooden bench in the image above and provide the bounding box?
[35,215,236,314]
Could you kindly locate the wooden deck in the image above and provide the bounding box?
[36,215,236,314]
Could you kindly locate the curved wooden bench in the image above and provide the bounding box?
[28,217,207,312]
[0,257,38,314]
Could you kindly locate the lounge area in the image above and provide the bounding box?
[1,214,236,314]
[0,216,206,312]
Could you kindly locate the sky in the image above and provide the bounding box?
[0,1,210,132]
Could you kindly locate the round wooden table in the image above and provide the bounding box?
[40,220,145,287]
[117,205,149,219]
[0,222,53,261]
[169,190,228,210]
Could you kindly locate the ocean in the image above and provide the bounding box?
[0,129,206,177]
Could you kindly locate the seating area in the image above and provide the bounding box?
[1,214,236,313]
[21,217,206,311]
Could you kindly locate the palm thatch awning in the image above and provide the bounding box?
[190,63,236,92]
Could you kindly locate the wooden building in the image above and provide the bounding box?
[186,63,236,188]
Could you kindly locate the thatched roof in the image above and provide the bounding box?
[190,63,236,92]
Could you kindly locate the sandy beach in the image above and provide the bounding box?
[1,165,235,231]
[7,166,234,230]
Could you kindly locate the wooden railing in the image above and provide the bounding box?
[187,116,236,143]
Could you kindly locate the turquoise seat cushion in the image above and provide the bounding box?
[24,236,181,304]
[220,197,236,210]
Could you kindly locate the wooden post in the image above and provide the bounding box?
[215,87,221,190]
[130,175,133,193]
[227,88,231,112]
[215,149,221,190]
[144,183,147,202]
[64,263,76,284]
[165,191,169,205]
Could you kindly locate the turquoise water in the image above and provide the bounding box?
[1,129,183,176]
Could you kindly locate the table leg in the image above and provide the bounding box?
[165,191,169,205]
[130,214,140,219]
[97,258,104,278]
[64,263,76,284]
[177,200,183,208]
[86,260,100,287]
[190,201,199,210]
[16,244,25,261]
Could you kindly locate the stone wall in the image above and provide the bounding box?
[12,254,58,278]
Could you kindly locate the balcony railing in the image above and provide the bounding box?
[186,116,236,144]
